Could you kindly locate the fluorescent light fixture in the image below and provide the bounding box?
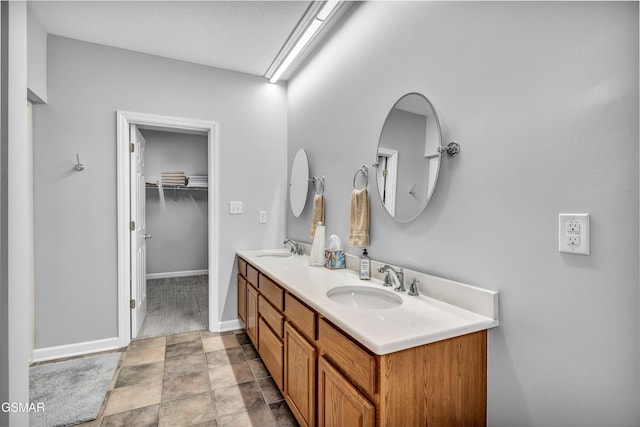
[267,1,342,84]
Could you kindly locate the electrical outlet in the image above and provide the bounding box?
[559,213,589,255]
[259,210,267,224]
[229,201,243,215]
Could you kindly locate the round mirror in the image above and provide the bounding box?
[376,93,442,222]
[290,149,310,217]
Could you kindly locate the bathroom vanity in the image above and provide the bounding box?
[236,250,498,427]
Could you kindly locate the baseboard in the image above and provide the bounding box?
[33,337,124,363]
[217,319,243,332]
[147,269,208,280]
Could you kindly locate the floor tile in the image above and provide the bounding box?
[165,353,207,379]
[269,401,299,427]
[258,377,284,404]
[162,370,211,402]
[103,380,163,416]
[202,334,240,352]
[129,336,167,350]
[166,339,204,359]
[122,345,165,367]
[100,404,159,427]
[115,361,164,388]
[208,361,255,389]
[248,358,270,379]
[241,344,259,360]
[216,404,276,427]
[235,332,251,345]
[213,381,265,416]
[206,347,246,369]
[158,392,216,427]
[167,330,202,345]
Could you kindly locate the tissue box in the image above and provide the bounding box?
[324,250,345,269]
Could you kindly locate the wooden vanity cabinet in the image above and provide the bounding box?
[318,356,375,427]
[246,283,259,349]
[237,276,246,325]
[237,257,488,427]
[284,322,316,427]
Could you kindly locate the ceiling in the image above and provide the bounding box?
[28,1,314,78]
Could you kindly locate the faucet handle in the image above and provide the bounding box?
[383,271,392,287]
[408,278,419,296]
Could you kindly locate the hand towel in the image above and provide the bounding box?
[349,188,369,247]
[309,194,325,238]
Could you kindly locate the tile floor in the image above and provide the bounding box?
[77,329,298,427]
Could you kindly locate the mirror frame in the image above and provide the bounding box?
[289,148,310,217]
[375,92,443,223]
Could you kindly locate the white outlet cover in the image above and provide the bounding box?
[558,213,590,255]
[259,210,267,224]
[229,201,243,215]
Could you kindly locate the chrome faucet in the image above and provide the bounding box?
[378,265,405,292]
[283,239,303,255]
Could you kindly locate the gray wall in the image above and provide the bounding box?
[33,35,287,349]
[287,2,639,426]
[27,9,47,103]
[142,129,208,275]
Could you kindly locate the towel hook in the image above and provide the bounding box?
[308,176,325,195]
[353,165,368,190]
[74,154,85,171]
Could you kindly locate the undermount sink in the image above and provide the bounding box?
[327,286,403,309]
[255,250,293,258]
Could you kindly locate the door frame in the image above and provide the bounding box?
[116,111,219,346]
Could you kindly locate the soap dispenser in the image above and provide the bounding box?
[360,249,370,280]
[309,222,325,267]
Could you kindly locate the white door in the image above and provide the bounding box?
[130,125,148,338]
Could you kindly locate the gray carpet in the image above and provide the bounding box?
[137,274,209,339]
[29,352,121,427]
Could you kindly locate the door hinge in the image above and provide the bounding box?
[130,299,136,309]
[383,169,388,178]
[129,143,135,153]
[130,221,135,231]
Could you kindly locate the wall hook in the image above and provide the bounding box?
[74,154,85,171]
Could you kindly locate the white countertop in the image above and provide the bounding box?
[237,249,499,355]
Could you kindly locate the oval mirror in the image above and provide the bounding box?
[376,93,442,222]
[289,149,310,217]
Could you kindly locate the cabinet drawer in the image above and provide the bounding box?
[285,293,315,341]
[259,295,284,338]
[318,318,376,397]
[246,264,259,286]
[259,318,284,390]
[258,274,284,311]
[238,257,247,278]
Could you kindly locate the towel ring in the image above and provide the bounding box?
[353,165,368,190]
[308,176,325,195]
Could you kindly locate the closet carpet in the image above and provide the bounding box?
[138,275,209,340]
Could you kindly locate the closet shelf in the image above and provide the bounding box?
[146,184,208,191]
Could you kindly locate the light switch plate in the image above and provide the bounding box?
[558,213,590,255]
[259,210,267,224]
[229,201,243,215]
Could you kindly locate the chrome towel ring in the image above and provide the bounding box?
[353,165,368,190]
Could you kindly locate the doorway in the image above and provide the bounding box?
[116,111,219,346]
[137,128,209,339]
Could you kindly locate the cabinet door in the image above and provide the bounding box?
[246,284,259,349]
[318,356,374,427]
[238,275,247,326]
[284,322,316,427]
[259,318,284,390]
